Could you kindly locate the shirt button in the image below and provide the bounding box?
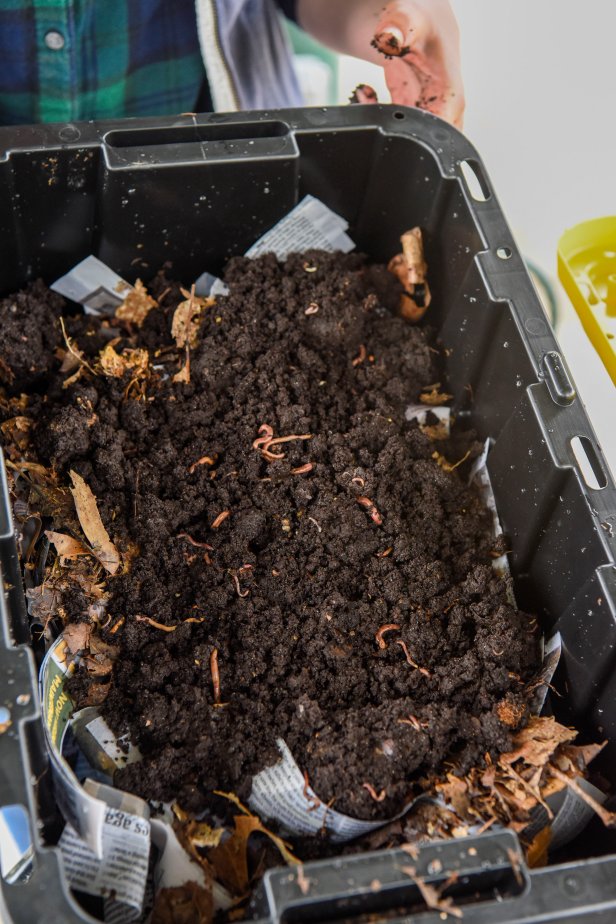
[44,30,65,51]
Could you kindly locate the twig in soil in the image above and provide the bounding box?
[548,766,616,826]
[188,455,216,474]
[174,533,214,550]
[210,648,221,704]
[375,623,400,649]
[59,318,96,376]
[291,463,314,475]
[135,615,205,632]
[362,782,386,802]
[356,495,383,525]
[395,640,431,677]
[352,344,367,367]
[308,516,321,533]
[211,510,230,529]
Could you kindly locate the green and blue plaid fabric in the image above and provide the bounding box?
[0,0,297,125]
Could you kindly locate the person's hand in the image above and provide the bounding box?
[371,0,464,127]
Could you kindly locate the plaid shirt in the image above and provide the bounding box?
[0,0,297,125]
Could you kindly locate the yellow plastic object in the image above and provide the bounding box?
[558,216,616,386]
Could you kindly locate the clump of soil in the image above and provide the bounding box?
[1,251,541,824]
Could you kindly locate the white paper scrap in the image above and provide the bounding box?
[249,739,425,843]
[51,256,132,314]
[245,195,354,260]
[195,196,355,297]
[83,713,143,770]
[39,638,107,856]
[59,806,150,923]
[150,818,232,912]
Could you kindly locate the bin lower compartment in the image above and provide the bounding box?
[0,106,615,923]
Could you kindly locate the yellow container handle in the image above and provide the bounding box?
[558,216,616,386]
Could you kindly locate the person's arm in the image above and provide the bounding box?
[295,0,464,127]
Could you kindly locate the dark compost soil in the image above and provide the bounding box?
[0,251,541,824]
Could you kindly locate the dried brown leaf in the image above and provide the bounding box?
[26,583,63,623]
[115,279,157,326]
[172,288,214,349]
[0,416,32,458]
[210,792,298,895]
[420,387,454,406]
[58,346,81,374]
[63,622,92,655]
[45,530,91,562]
[84,635,118,678]
[151,881,214,924]
[173,348,191,384]
[82,682,111,707]
[421,421,449,441]
[435,773,471,819]
[69,471,121,575]
[500,716,577,770]
[99,342,149,378]
[496,698,527,728]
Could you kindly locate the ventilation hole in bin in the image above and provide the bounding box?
[460,158,491,201]
[570,436,608,490]
[607,332,614,340]
[0,805,32,882]
[393,111,406,120]
[496,246,512,260]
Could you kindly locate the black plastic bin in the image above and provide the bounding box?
[0,106,615,923]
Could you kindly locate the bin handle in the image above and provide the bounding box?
[254,830,528,923]
[102,120,296,169]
